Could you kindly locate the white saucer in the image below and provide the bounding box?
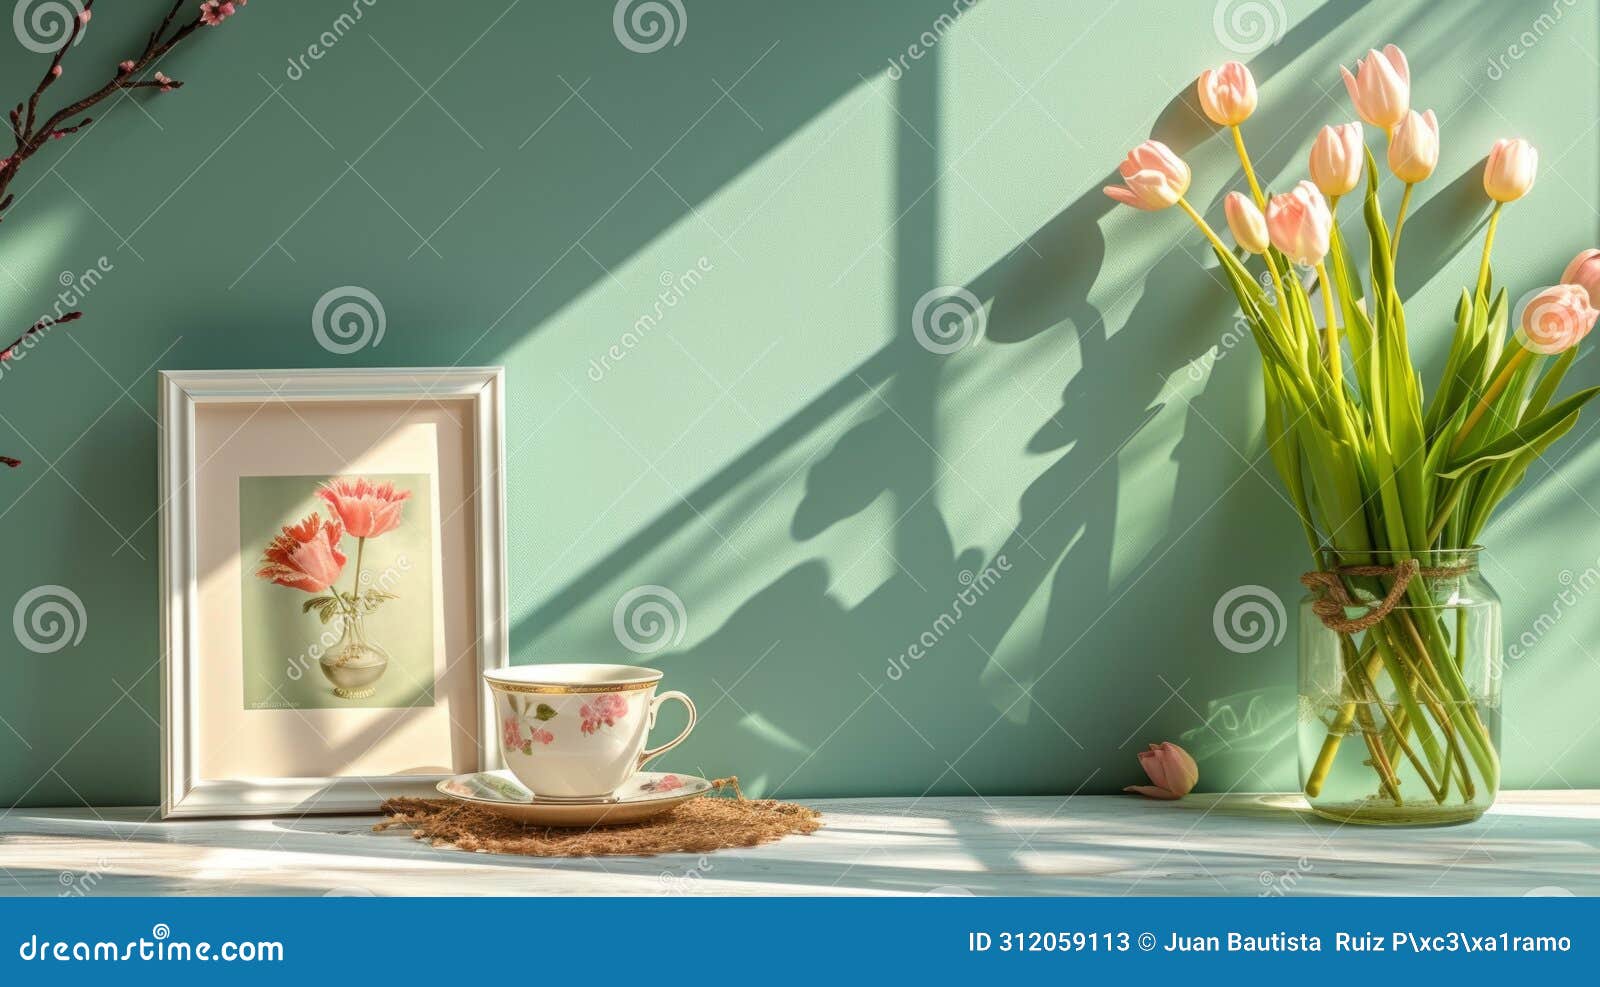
[436,769,712,827]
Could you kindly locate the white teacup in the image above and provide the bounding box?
[484,663,697,800]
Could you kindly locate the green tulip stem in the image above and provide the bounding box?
[1391,183,1414,261]
[1315,261,1343,385]
[1452,344,1531,454]
[1231,124,1268,211]
[1475,202,1504,301]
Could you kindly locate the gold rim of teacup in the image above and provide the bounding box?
[486,680,657,695]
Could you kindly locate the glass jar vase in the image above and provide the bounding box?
[1298,548,1501,825]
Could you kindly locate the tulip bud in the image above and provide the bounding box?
[1518,283,1599,355]
[1102,140,1191,211]
[1124,742,1199,800]
[1266,181,1333,266]
[1341,45,1410,129]
[1483,138,1538,202]
[1309,122,1364,197]
[1388,109,1439,183]
[1196,61,1257,127]
[1224,192,1269,254]
[1562,248,1600,308]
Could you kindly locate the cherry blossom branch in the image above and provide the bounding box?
[1,1,245,468]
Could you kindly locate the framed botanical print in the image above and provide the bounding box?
[158,368,508,817]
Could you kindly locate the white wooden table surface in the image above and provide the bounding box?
[2,792,1595,896]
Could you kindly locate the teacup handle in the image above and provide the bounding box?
[639,691,696,768]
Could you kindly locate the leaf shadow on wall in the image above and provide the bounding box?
[511,0,1550,799]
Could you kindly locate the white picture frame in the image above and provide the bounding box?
[158,367,508,818]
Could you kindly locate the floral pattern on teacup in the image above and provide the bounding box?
[579,693,629,735]
[501,698,560,755]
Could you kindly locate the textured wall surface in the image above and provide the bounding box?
[1,0,1597,805]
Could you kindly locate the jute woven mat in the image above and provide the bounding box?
[374,777,822,857]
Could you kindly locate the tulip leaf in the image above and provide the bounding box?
[302,595,334,615]
[1439,386,1600,480]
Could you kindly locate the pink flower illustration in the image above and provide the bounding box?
[651,774,683,792]
[502,716,524,751]
[528,728,554,746]
[580,693,629,735]
[317,477,412,539]
[255,512,346,593]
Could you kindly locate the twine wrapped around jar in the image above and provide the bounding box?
[1299,557,1472,633]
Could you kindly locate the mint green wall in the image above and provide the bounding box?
[2,1,1597,805]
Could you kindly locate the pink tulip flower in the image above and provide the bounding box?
[1483,138,1538,203]
[1125,742,1199,800]
[1309,122,1364,197]
[1196,61,1257,127]
[1103,140,1191,211]
[1388,109,1439,183]
[1224,192,1269,254]
[1518,283,1599,355]
[317,477,412,539]
[1266,181,1332,266]
[1340,45,1410,130]
[256,512,347,594]
[1561,248,1600,308]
